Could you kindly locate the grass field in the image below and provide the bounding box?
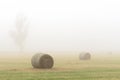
[0,52,120,80]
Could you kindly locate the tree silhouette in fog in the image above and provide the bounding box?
[10,15,29,52]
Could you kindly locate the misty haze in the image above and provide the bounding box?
[0,0,120,80]
[0,0,120,53]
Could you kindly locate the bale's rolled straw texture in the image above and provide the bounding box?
[31,53,54,69]
[79,52,91,60]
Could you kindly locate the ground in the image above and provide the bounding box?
[0,52,120,80]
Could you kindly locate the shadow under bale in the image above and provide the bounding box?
[79,52,91,60]
[31,53,54,69]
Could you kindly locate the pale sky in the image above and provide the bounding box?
[0,0,120,52]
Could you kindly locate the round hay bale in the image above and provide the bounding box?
[79,52,91,60]
[31,53,54,69]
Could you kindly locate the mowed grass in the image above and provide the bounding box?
[0,52,120,80]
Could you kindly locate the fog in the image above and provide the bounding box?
[0,0,120,53]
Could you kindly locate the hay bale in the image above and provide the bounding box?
[79,52,91,60]
[31,53,54,69]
